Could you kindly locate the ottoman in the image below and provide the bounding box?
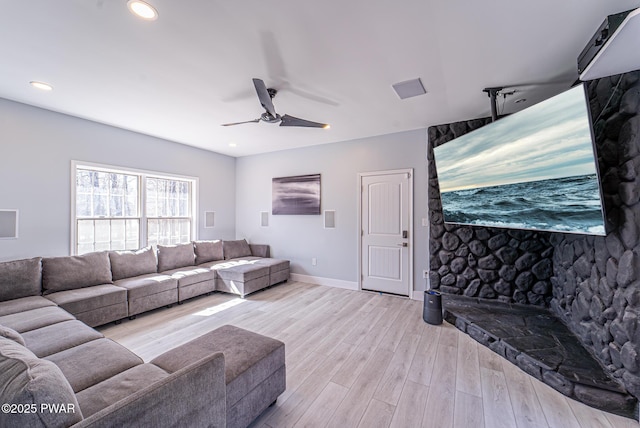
[254,258,290,285]
[215,262,270,298]
[151,325,286,428]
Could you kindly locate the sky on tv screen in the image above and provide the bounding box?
[434,85,597,191]
[433,85,606,235]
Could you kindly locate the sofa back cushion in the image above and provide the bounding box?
[223,239,252,260]
[42,252,112,295]
[0,257,42,301]
[193,240,224,265]
[109,247,157,281]
[0,337,83,427]
[157,243,195,272]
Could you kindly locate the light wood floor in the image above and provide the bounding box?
[98,281,640,428]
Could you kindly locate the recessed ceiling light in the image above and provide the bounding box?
[228,143,237,147]
[30,81,53,91]
[127,0,158,21]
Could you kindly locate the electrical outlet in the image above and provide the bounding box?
[423,270,429,279]
[312,258,317,266]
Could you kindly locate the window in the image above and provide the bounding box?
[72,162,197,254]
[146,177,192,246]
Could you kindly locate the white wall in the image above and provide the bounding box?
[235,129,429,294]
[0,99,236,261]
[0,98,430,295]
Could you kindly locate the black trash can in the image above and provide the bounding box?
[423,290,443,325]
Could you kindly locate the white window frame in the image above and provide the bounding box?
[71,160,198,255]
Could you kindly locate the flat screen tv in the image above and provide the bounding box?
[433,84,606,235]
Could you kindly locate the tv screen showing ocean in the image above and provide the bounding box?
[433,84,606,235]
[440,174,605,235]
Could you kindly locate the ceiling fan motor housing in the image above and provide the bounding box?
[261,112,281,123]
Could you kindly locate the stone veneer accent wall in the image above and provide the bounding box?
[550,70,640,399]
[427,121,555,306]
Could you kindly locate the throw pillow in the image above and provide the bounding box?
[0,324,26,346]
[0,337,83,426]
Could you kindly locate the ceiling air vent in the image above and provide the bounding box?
[392,78,426,99]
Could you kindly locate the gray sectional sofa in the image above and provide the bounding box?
[0,239,289,427]
[27,239,289,328]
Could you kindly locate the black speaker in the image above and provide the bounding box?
[423,290,443,325]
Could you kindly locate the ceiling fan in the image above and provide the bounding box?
[222,78,330,129]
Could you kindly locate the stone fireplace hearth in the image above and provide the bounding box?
[443,294,637,418]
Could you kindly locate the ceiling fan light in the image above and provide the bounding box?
[127,0,158,21]
[323,124,330,129]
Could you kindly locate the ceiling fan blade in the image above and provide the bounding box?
[253,78,277,117]
[280,114,329,129]
[221,118,261,127]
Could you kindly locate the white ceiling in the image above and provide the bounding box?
[1,1,639,157]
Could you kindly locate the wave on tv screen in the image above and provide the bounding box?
[434,85,606,235]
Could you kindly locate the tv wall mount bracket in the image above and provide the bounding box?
[483,87,518,121]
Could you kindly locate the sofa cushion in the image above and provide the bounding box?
[223,239,252,260]
[234,257,290,273]
[42,252,112,295]
[115,273,177,300]
[76,363,170,418]
[162,266,216,287]
[109,246,157,281]
[0,296,56,317]
[197,260,228,271]
[0,257,42,301]
[45,284,128,315]
[0,324,25,346]
[0,337,83,427]
[45,338,142,393]
[0,306,75,333]
[214,260,270,282]
[157,243,195,272]
[193,240,224,264]
[22,320,103,358]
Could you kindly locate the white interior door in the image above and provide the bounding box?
[360,171,412,296]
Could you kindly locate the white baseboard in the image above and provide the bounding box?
[290,273,424,302]
[411,289,425,301]
[290,273,359,291]
[291,273,426,299]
